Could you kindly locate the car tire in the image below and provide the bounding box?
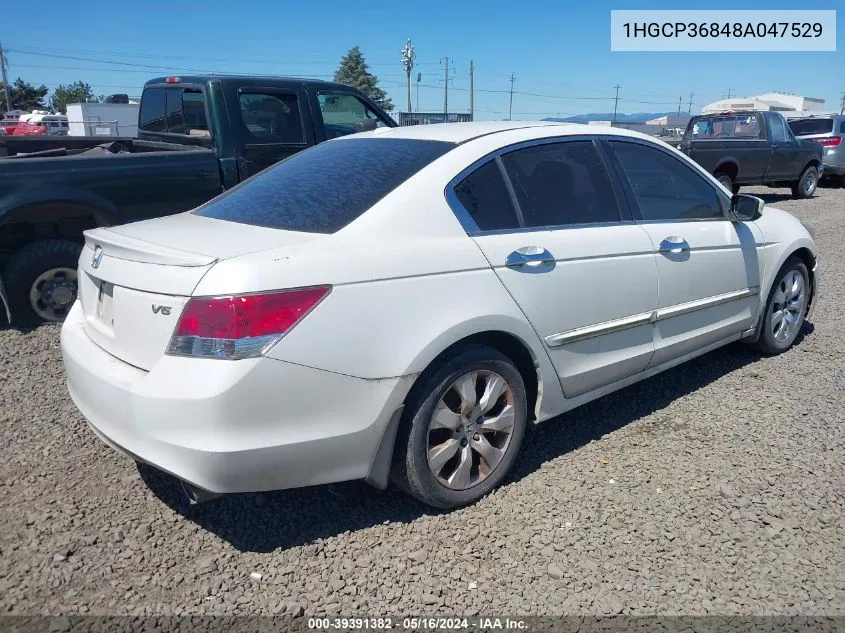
[791,165,818,199]
[714,171,733,192]
[749,256,810,355]
[4,239,82,325]
[393,344,528,509]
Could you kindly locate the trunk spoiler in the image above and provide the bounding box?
[83,227,217,267]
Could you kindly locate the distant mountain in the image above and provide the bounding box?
[543,111,688,124]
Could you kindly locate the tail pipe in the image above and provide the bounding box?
[179,480,222,505]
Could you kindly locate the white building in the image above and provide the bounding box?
[701,92,825,116]
[66,102,140,137]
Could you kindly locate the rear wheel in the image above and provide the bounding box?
[791,165,818,199]
[4,239,82,325]
[749,257,809,355]
[394,345,528,508]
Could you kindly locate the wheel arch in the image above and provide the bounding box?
[714,160,739,181]
[402,329,544,424]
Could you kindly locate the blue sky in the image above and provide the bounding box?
[3,0,843,120]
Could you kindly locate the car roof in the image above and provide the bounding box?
[144,75,344,88]
[342,120,656,145]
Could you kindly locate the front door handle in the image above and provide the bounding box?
[505,246,555,268]
[659,236,690,254]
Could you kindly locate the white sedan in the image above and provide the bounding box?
[61,122,818,509]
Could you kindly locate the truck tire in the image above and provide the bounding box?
[4,239,82,325]
[791,165,818,199]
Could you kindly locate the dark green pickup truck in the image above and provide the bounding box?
[0,75,396,324]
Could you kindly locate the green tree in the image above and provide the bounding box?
[0,77,49,112]
[333,46,393,112]
[49,81,100,114]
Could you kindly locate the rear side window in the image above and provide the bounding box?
[195,138,454,233]
[788,118,834,136]
[238,92,304,144]
[454,161,520,231]
[501,141,620,226]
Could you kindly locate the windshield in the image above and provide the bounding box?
[686,115,761,139]
[788,118,834,136]
[195,138,454,233]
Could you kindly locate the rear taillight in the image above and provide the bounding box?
[166,286,330,360]
[817,137,842,147]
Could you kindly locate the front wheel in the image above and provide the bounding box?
[4,239,82,325]
[749,257,810,355]
[393,345,528,508]
[791,165,818,199]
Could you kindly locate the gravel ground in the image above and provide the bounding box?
[0,185,843,619]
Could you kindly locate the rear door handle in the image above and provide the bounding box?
[659,236,690,254]
[505,246,555,268]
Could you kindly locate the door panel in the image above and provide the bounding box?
[638,220,763,366]
[606,137,765,368]
[450,138,660,398]
[472,226,657,397]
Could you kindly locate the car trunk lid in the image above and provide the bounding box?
[78,216,325,370]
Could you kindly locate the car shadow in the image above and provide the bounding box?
[754,192,795,204]
[138,325,813,554]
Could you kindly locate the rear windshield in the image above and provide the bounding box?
[788,118,834,136]
[195,138,454,233]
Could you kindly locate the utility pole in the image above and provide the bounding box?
[401,39,415,113]
[0,41,11,114]
[469,60,474,121]
[416,72,421,113]
[840,91,845,115]
[508,73,515,120]
[687,90,695,114]
[613,84,621,124]
[726,88,733,99]
[677,95,683,116]
[440,57,451,116]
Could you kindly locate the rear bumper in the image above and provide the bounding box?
[61,301,410,494]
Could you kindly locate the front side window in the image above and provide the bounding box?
[500,141,621,227]
[769,115,790,143]
[238,92,304,144]
[195,138,453,233]
[610,141,724,221]
[317,92,389,139]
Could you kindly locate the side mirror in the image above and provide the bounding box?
[354,119,378,133]
[730,193,764,221]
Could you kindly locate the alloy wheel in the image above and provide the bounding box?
[426,370,516,491]
[770,269,806,344]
